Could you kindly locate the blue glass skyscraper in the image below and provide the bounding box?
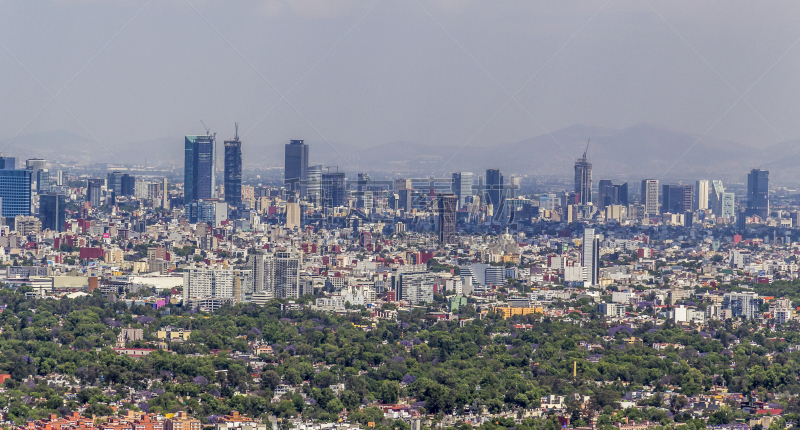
[185,134,216,204]
[0,169,31,218]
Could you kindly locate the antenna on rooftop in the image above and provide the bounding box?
[234,122,239,141]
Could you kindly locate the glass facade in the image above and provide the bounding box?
[185,135,216,204]
[0,169,31,218]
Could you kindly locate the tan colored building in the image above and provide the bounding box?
[493,306,543,318]
[165,412,202,430]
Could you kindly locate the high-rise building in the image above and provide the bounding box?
[396,271,434,305]
[107,171,135,197]
[695,180,709,210]
[86,178,103,208]
[305,165,322,205]
[485,169,504,216]
[662,184,693,214]
[746,169,769,218]
[247,250,302,299]
[598,180,628,209]
[38,192,66,232]
[321,171,346,209]
[0,169,31,218]
[224,128,242,207]
[163,178,170,210]
[582,228,599,286]
[183,265,234,302]
[36,169,51,194]
[26,158,45,175]
[184,134,216,205]
[0,157,16,170]
[437,193,457,244]
[451,172,474,209]
[284,139,308,194]
[641,179,659,216]
[574,153,592,205]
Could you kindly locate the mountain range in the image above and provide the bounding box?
[2,123,799,185]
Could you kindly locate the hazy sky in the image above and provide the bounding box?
[1,0,798,158]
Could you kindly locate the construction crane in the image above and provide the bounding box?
[234,122,239,141]
[582,138,590,160]
[200,120,211,136]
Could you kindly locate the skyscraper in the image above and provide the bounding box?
[662,184,693,214]
[695,180,709,210]
[38,192,66,232]
[36,169,50,194]
[0,157,16,170]
[86,178,103,208]
[598,181,627,209]
[184,134,216,205]
[26,158,46,190]
[305,165,323,205]
[224,127,242,207]
[746,169,769,218]
[0,169,31,218]
[107,171,135,197]
[574,153,592,205]
[451,172,474,209]
[438,193,457,244]
[641,179,659,216]
[485,169,504,215]
[321,171,346,209]
[582,228,599,286]
[284,140,308,194]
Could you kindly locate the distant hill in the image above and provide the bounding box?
[4,124,798,184]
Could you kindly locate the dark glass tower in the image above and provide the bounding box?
[284,140,308,194]
[321,172,345,209]
[485,169,504,214]
[224,125,242,207]
[0,169,31,217]
[574,153,592,205]
[39,192,66,232]
[107,171,135,196]
[438,193,458,244]
[0,157,16,170]
[747,169,769,218]
[184,134,216,205]
[662,184,693,214]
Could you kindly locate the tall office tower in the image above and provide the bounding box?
[26,158,46,174]
[321,171,346,209]
[36,169,50,193]
[695,180,709,210]
[86,178,103,208]
[223,128,242,207]
[598,180,614,209]
[746,169,769,218]
[710,180,725,215]
[247,250,302,299]
[451,172,474,209]
[305,165,323,205]
[485,169,504,214]
[0,169,31,218]
[0,157,16,170]
[437,193,457,244]
[106,171,135,197]
[617,183,629,206]
[641,179,659,215]
[662,184,693,214]
[162,178,170,210]
[582,228,599,286]
[57,170,65,186]
[184,134,216,205]
[38,192,66,232]
[574,153,592,205]
[284,139,308,194]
